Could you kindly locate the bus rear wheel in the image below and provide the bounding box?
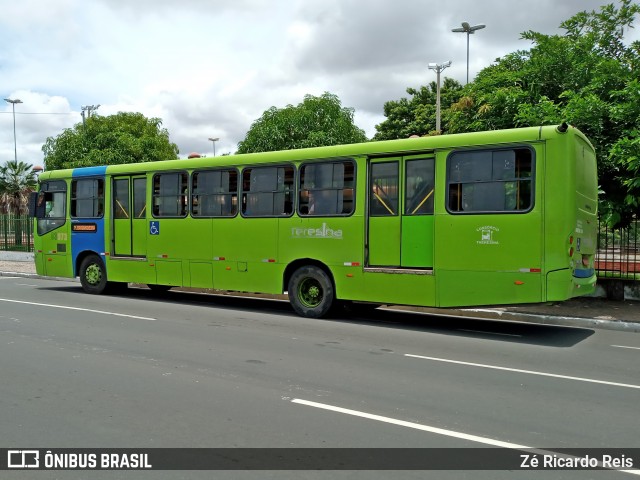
[79,254,108,294]
[288,266,334,318]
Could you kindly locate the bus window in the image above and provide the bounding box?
[299,160,355,216]
[152,173,188,217]
[192,169,238,217]
[114,179,130,219]
[71,178,104,218]
[242,166,294,217]
[447,147,533,213]
[370,162,398,216]
[405,158,434,215]
[37,180,67,235]
[133,178,147,218]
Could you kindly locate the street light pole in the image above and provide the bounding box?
[4,98,23,162]
[428,61,451,133]
[208,137,219,157]
[452,22,486,84]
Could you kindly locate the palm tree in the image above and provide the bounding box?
[0,160,37,214]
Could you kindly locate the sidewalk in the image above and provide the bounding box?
[1,252,638,331]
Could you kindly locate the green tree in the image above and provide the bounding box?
[0,160,37,214]
[43,112,179,170]
[237,92,367,154]
[374,78,463,140]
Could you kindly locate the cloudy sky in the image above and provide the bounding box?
[0,0,635,167]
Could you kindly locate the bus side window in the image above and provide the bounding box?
[299,160,354,216]
[405,158,434,215]
[242,166,294,217]
[370,162,398,216]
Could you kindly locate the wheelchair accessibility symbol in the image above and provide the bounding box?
[150,221,160,235]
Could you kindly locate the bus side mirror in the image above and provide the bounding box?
[28,191,46,218]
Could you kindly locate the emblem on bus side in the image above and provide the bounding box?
[476,226,499,245]
[150,221,160,235]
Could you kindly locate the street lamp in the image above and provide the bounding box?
[428,61,451,133]
[208,137,219,157]
[452,22,486,84]
[4,98,23,162]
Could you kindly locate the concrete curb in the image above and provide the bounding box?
[3,270,638,333]
[0,251,34,262]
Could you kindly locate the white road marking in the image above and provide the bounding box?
[0,298,156,321]
[16,283,39,287]
[612,345,640,351]
[292,397,640,475]
[292,398,531,449]
[405,354,640,390]
[0,276,20,279]
[291,398,640,476]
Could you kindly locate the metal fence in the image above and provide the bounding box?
[0,214,34,252]
[596,217,640,281]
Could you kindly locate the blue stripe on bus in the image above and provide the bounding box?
[71,166,107,275]
[72,166,107,178]
[573,268,594,278]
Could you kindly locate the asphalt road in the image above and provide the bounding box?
[1,276,639,480]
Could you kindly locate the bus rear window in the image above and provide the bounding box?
[447,147,533,213]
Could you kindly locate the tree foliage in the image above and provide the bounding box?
[0,160,37,214]
[374,79,463,139]
[43,112,179,171]
[376,0,640,226]
[237,92,367,154]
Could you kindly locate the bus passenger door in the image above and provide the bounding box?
[367,157,434,269]
[401,156,434,268]
[113,176,147,257]
[368,160,400,266]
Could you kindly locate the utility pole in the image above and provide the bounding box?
[452,22,486,84]
[428,61,451,133]
[208,137,219,157]
[4,98,23,162]
[81,104,100,130]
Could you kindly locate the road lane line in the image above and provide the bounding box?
[0,298,156,321]
[612,345,640,351]
[0,276,20,279]
[292,398,531,449]
[404,354,640,390]
[291,398,640,476]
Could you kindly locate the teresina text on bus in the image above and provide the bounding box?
[291,223,343,239]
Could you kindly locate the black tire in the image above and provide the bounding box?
[288,266,334,318]
[79,254,108,294]
[147,284,173,293]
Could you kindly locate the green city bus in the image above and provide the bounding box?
[30,124,598,318]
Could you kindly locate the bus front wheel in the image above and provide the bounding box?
[288,266,334,318]
[79,254,108,294]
